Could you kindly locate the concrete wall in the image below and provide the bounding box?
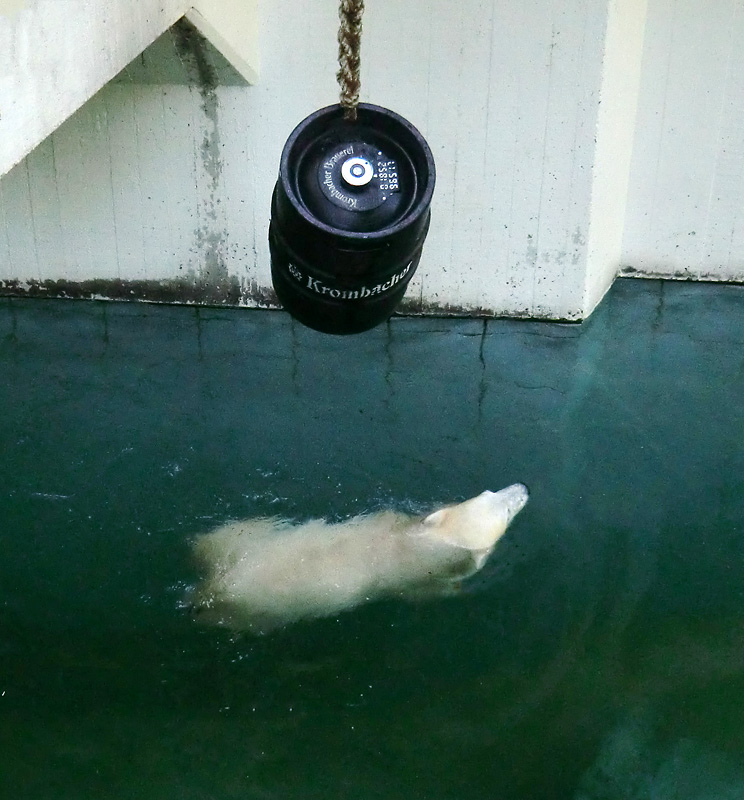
[0,0,699,322]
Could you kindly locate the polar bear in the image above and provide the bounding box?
[190,484,529,633]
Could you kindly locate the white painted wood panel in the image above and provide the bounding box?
[623,0,744,280]
[584,0,647,310]
[1,0,184,175]
[1,0,647,319]
[24,137,62,278]
[359,0,616,318]
[1,159,39,282]
[0,0,258,177]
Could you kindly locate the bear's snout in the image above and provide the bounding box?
[488,483,529,522]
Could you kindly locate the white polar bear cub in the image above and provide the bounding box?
[191,484,528,633]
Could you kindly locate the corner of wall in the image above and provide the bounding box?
[583,0,648,318]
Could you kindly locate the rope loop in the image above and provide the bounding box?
[337,0,364,121]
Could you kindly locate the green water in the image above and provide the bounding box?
[1,279,743,799]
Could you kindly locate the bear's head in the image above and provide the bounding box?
[420,484,529,566]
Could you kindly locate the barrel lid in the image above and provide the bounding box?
[279,104,435,240]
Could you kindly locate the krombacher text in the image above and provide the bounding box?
[287,261,413,301]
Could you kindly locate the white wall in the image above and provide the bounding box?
[0,0,186,174]
[0,0,258,176]
[622,0,744,280]
[584,0,647,311]
[0,0,647,320]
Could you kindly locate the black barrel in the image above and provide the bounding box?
[269,103,436,334]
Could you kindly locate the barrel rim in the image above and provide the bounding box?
[278,103,436,242]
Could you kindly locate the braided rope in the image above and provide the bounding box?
[337,0,364,121]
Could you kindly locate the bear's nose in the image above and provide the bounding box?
[495,483,529,521]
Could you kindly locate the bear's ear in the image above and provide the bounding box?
[422,508,449,528]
